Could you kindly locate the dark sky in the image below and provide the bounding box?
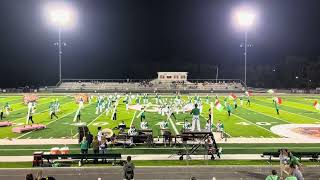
[1,0,320,87]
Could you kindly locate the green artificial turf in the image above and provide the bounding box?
[0,94,318,139]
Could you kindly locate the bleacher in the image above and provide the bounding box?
[54,78,244,93]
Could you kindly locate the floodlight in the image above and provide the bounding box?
[45,3,75,27]
[234,9,255,29]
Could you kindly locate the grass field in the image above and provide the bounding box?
[0,94,319,139]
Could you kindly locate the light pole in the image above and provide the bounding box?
[48,6,73,82]
[58,27,62,82]
[235,9,255,87]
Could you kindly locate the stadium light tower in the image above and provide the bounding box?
[47,5,74,82]
[234,8,255,87]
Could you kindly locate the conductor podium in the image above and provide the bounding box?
[177,130,220,160]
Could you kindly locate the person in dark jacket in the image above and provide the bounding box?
[86,132,93,148]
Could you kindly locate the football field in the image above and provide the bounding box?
[0,94,319,139]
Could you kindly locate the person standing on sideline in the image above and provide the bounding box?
[190,104,201,132]
[91,136,99,163]
[123,156,135,180]
[86,131,93,148]
[79,137,89,164]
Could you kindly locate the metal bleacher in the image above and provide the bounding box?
[51,78,245,93]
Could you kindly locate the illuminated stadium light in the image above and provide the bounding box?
[233,7,256,88]
[49,9,72,26]
[45,3,76,82]
[235,10,255,29]
[45,3,75,28]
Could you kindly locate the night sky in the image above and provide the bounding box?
[1,0,320,88]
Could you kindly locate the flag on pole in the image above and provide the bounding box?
[245,91,252,96]
[229,93,237,100]
[267,89,274,94]
[215,101,223,111]
[274,97,282,104]
[314,101,320,110]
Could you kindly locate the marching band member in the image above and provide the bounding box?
[27,102,35,124]
[240,96,244,106]
[55,99,60,112]
[155,93,159,104]
[140,109,146,122]
[118,120,126,133]
[79,98,84,109]
[206,94,209,104]
[128,125,138,146]
[217,120,224,139]
[140,120,149,129]
[160,120,169,129]
[183,120,191,130]
[190,104,201,132]
[0,106,4,120]
[49,102,58,119]
[205,119,213,132]
[4,102,10,116]
[167,106,176,120]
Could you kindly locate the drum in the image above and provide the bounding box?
[50,147,60,155]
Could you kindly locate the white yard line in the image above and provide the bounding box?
[167,116,179,135]
[130,111,137,127]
